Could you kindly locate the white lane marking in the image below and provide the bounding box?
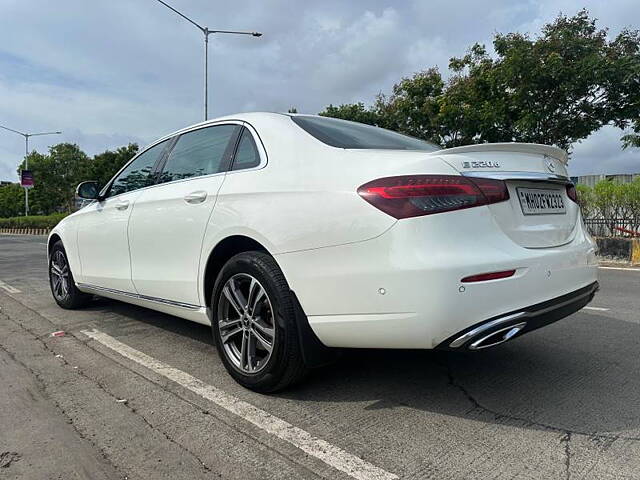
[81,329,398,480]
[599,266,640,272]
[583,306,609,312]
[0,280,21,294]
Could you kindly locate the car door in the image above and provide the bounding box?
[75,139,170,292]
[128,123,240,306]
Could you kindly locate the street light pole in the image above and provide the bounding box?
[0,124,62,216]
[204,28,209,120]
[154,0,262,120]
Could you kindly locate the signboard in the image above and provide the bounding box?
[21,170,34,189]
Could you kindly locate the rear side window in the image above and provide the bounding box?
[159,125,237,183]
[108,140,168,197]
[291,115,439,151]
[231,129,261,171]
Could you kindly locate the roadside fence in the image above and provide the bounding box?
[583,218,640,238]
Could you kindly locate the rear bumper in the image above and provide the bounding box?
[436,281,599,350]
[276,206,598,349]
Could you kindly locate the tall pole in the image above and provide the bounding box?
[0,125,61,216]
[153,0,262,121]
[204,29,209,120]
[25,135,29,217]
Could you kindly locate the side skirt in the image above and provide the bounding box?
[76,283,211,326]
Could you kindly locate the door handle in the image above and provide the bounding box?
[115,199,130,211]
[184,191,207,204]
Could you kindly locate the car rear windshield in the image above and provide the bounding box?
[291,115,439,151]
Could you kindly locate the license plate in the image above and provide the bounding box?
[517,187,566,215]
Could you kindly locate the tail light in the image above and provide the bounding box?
[357,175,509,219]
[566,184,578,203]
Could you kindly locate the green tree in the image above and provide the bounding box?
[374,68,445,143]
[319,102,383,126]
[9,143,138,216]
[319,10,640,153]
[17,143,89,214]
[448,10,640,150]
[86,143,138,188]
[592,180,627,234]
[619,178,640,233]
[0,183,24,217]
[576,185,596,218]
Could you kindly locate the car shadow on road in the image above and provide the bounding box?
[282,313,640,436]
[85,297,214,346]
[86,297,640,436]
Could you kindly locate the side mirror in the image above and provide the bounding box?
[76,181,101,200]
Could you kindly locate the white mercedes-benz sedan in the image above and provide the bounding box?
[48,112,598,391]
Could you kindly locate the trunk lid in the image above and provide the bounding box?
[433,143,578,248]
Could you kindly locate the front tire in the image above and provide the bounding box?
[49,240,91,309]
[211,251,308,392]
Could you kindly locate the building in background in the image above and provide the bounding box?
[572,174,640,188]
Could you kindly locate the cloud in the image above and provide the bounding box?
[570,126,638,176]
[0,0,638,181]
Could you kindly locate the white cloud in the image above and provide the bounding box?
[570,126,639,176]
[0,0,638,182]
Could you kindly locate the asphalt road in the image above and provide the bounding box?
[1,234,639,480]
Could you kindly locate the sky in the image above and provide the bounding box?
[0,0,638,181]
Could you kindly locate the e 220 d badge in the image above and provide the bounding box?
[462,161,501,168]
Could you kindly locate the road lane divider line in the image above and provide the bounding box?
[0,280,21,294]
[599,266,640,272]
[583,306,609,312]
[81,328,398,480]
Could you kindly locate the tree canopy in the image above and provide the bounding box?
[0,142,139,217]
[320,10,640,153]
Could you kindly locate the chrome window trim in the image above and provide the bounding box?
[462,171,571,184]
[154,118,246,144]
[94,119,268,202]
[76,283,202,310]
[224,123,269,176]
[148,121,268,187]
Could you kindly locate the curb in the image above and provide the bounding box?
[0,228,50,236]
[632,239,640,265]
[595,236,640,266]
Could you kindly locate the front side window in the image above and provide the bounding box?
[108,140,168,197]
[291,115,439,151]
[159,125,237,183]
[231,128,261,170]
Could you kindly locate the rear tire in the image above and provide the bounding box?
[211,251,308,392]
[49,240,91,309]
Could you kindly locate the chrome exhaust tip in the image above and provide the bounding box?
[440,282,599,351]
[467,322,527,350]
[448,312,527,349]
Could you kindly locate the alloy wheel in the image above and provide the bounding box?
[217,273,276,374]
[50,250,70,301]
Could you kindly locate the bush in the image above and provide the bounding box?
[578,178,640,234]
[0,213,69,230]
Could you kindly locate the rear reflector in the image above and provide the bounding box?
[357,175,509,219]
[461,270,516,283]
